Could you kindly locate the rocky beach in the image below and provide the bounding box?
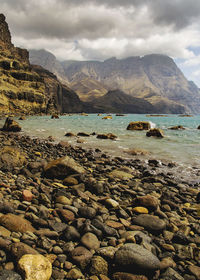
[0,118,199,280]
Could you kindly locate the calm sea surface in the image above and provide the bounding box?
[1,114,200,170]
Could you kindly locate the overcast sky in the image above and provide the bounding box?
[1,0,200,86]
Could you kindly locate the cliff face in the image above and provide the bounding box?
[0,14,83,115]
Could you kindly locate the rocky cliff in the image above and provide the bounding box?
[0,14,83,115]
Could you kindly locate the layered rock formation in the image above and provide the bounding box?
[0,14,84,115]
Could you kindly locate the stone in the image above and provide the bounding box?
[0,270,22,280]
[56,196,72,205]
[136,195,159,210]
[63,176,78,186]
[97,133,117,140]
[0,146,26,171]
[90,256,108,276]
[112,272,148,280]
[0,214,35,233]
[78,206,97,219]
[146,128,164,138]
[127,121,151,131]
[71,246,93,269]
[64,226,80,241]
[0,225,11,237]
[22,190,33,202]
[10,242,39,261]
[115,243,160,271]
[77,132,90,137]
[188,265,200,279]
[81,232,100,250]
[44,155,85,179]
[104,198,119,208]
[197,125,200,129]
[18,254,52,280]
[108,170,133,180]
[97,246,118,260]
[132,207,148,214]
[67,268,84,279]
[2,117,21,132]
[57,209,75,222]
[168,125,185,130]
[102,116,112,119]
[160,257,176,270]
[65,132,76,137]
[132,214,166,232]
[160,268,184,280]
[51,114,59,119]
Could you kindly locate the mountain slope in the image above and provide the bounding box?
[62,55,200,113]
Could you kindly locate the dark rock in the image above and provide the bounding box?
[114,243,160,271]
[78,206,97,219]
[97,133,117,140]
[2,118,21,132]
[132,214,166,232]
[71,246,93,269]
[64,225,80,241]
[127,121,151,131]
[146,128,164,138]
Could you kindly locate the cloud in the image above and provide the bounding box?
[1,0,200,85]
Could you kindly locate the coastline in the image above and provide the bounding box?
[0,128,199,279]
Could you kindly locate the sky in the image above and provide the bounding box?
[1,0,200,86]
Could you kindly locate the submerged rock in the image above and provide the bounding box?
[127,121,151,131]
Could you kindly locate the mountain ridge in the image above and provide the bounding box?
[30,49,200,113]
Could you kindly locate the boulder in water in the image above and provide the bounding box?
[127,121,151,130]
[2,117,21,132]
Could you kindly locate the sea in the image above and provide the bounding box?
[1,114,200,182]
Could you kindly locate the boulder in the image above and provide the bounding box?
[197,125,200,129]
[19,116,26,120]
[114,243,160,271]
[10,242,39,261]
[0,214,35,233]
[102,116,112,119]
[146,128,164,138]
[65,132,76,137]
[43,155,85,179]
[97,133,117,140]
[51,114,59,119]
[77,132,90,137]
[2,117,21,132]
[18,254,52,280]
[81,232,100,250]
[127,121,150,131]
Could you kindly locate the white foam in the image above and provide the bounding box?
[149,121,156,128]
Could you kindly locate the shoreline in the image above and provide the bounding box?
[0,129,199,279]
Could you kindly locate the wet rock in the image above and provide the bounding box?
[0,214,35,233]
[114,243,160,271]
[2,117,21,132]
[97,133,117,140]
[146,128,164,138]
[127,122,150,131]
[0,270,22,280]
[43,156,85,179]
[132,214,166,232]
[168,125,185,130]
[18,254,52,280]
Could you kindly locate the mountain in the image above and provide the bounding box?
[0,14,84,115]
[62,56,200,114]
[29,49,200,113]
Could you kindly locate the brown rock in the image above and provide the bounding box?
[65,132,76,137]
[0,146,26,171]
[90,256,108,276]
[44,155,85,179]
[67,268,84,279]
[81,232,100,250]
[10,242,39,261]
[0,213,35,233]
[2,117,21,132]
[105,221,124,230]
[168,125,185,130]
[136,195,159,211]
[22,189,33,202]
[127,121,150,131]
[57,209,75,222]
[71,246,93,269]
[146,128,164,138]
[63,176,79,186]
[188,265,200,279]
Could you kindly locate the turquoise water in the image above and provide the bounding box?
[1,114,200,168]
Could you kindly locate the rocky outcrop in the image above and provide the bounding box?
[127,121,151,131]
[0,14,84,115]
